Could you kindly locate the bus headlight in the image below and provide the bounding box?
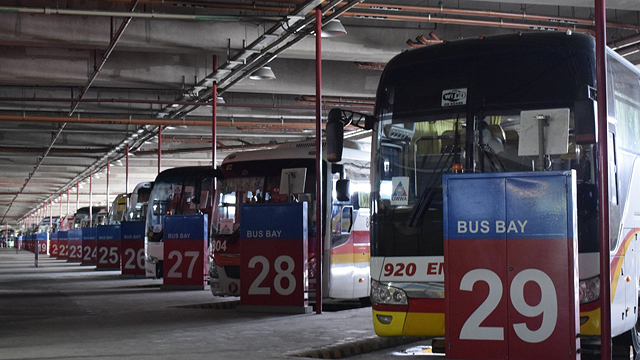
[146,255,158,264]
[209,257,219,279]
[371,280,408,305]
[579,275,600,304]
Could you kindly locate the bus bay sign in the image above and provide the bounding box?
[443,171,579,360]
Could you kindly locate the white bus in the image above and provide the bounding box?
[209,140,372,302]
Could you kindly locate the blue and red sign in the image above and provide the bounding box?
[121,221,146,276]
[240,203,308,309]
[49,232,58,256]
[36,233,48,255]
[56,231,68,260]
[67,229,83,262]
[163,215,208,288]
[443,171,579,360]
[96,225,121,270]
[81,227,97,265]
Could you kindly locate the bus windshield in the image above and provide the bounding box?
[215,159,318,235]
[371,110,597,258]
[147,172,213,242]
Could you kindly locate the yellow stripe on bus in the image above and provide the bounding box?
[329,253,370,265]
[372,309,445,337]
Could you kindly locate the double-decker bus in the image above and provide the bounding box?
[327,32,640,349]
[144,167,219,278]
[209,140,371,302]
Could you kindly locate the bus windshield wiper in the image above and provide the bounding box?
[406,145,455,227]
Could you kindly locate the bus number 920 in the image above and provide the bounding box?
[384,262,417,277]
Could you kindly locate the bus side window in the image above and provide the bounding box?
[341,206,353,234]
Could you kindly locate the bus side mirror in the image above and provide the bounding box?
[327,108,345,163]
[336,179,350,202]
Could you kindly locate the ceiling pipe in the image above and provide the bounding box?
[354,62,386,70]
[96,0,298,12]
[617,43,640,56]
[0,97,321,111]
[0,114,321,129]
[608,33,640,51]
[349,2,640,32]
[0,6,270,22]
[407,34,444,48]
[341,11,596,36]
[88,0,640,32]
[0,146,114,154]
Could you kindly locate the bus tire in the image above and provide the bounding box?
[156,260,163,279]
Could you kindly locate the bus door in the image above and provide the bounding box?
[329,200,356,298]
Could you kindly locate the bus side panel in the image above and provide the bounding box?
[352,209,370,299]
[618,157,640,333]
[329,208,371,299]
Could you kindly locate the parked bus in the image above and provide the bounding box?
[73,206,107,228]
[209,140,371,302]
[108,193,129,225]
[326,32,640,349]
[127,181,153,221]
[58,214,74,231]
[144,168,218,278]
[37,216,59,233]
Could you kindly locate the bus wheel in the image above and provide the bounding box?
[156,261,163,279]
[359,296,371,306]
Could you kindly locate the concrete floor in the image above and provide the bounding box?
[0,248,418,360]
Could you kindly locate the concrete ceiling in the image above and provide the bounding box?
[1,0,639,229]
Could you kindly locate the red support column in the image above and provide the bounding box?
[106,162,110,214]
[595,0,611,359]
[314,6,323,314]
[212,55,217,169]
[158,126,162,174]
[126,145,130,194]
[211,55,218,230]
[90,171,93,227]
[49,199,53,233]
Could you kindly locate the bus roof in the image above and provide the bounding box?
[223,140,370,164]
[377,32,596,120]
[154,166,223,181]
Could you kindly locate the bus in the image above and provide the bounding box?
[326,32,640,349]
[127,181,153,221]
[144,167,219,278]
[37,216,59,233]
[72,206,107,228]
[108,193,129,225]
[209,140,371,302]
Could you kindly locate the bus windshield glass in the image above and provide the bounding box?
[128,188,152,221]
[371,109,597,258]
[147,173,213,241]
[215,158,318,234]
